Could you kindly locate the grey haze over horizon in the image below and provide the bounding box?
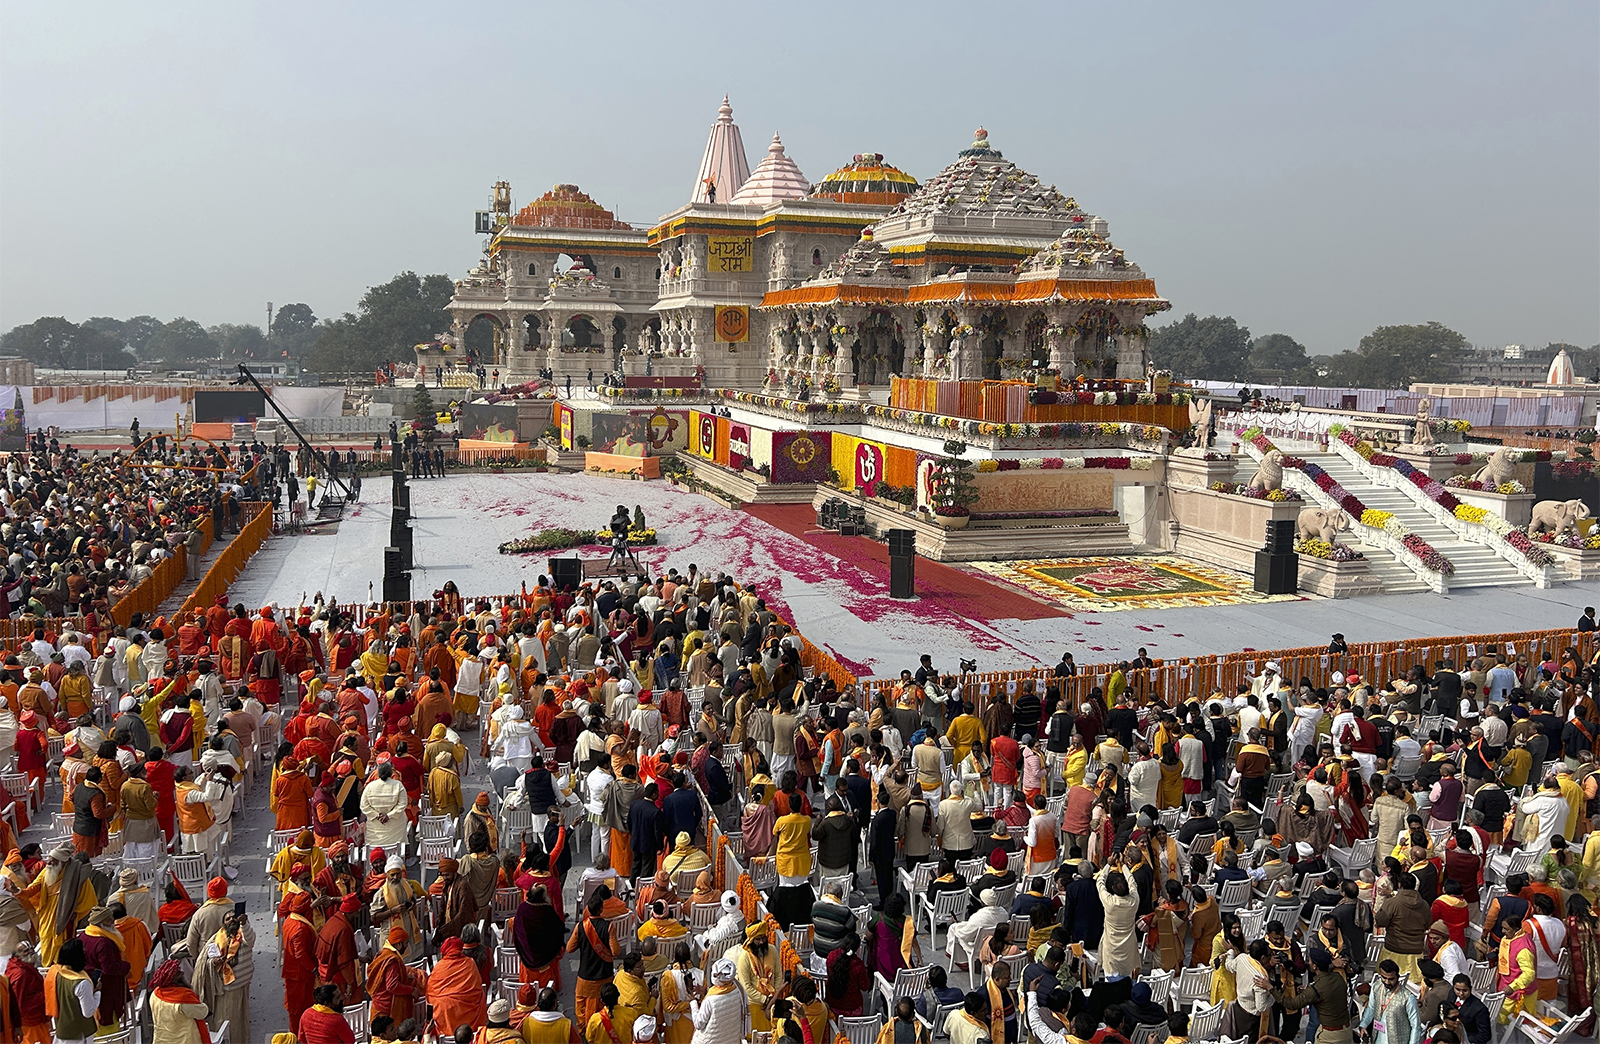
[2,2,1596,357]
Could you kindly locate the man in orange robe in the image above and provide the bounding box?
[281,891,318,1031]
[426,936,487,1038]
[316,893,364,1003]
[273,756,315,831]
[251,606,286,655]
[367,928,424,1026]
[205,597,230,651]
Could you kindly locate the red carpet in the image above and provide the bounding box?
[742,503,1068,623]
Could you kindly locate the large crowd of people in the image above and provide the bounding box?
[0,553,1594,1044]
[0,435,272,626]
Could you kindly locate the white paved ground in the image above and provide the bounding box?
[227,472,1600,679]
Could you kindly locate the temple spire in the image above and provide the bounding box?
[692,94,750,204]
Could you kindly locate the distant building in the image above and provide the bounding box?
[1445,344,1561,385]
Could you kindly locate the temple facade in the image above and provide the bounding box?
[442,182,657,381]
[759,129,1168,396]
[441,104,1164,391]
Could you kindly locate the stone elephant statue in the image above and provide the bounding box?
[1472,447,1517,487]
[1527,498,1593,539]
[1247,449,1285,491]
[1297,507,1353,544]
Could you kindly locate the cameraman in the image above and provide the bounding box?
[607,504,632,567]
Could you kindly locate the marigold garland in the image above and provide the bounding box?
[737,873,761,924]
[713,835,730,892]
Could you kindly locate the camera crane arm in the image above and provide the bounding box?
[230,364,349,496]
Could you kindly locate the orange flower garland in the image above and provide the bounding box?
[737,873,762,924]
[713,834,730,892]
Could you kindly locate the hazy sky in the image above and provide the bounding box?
[2,2,1596,355]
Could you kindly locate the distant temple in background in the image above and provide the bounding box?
[439,98,1169,390]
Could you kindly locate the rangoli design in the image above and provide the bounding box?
[969,555,1301,612]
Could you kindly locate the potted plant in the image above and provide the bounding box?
[931,439,979,529]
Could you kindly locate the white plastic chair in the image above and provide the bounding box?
[1187,1000,1225,1042]
[873,965,931,1020]
[1171,966,1212,1009]
[1140,967,1173,1007]
[1327,836,1377,876]
[1218,878,1253,913]
[838,1015,884,1044]
[897,859,937,900]
[919,887,969,952]
[690,902,722,929]
[344,1001,371,1043]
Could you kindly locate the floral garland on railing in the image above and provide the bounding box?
[975,455,1155,472]
[1238,426,1456,576]
[1295,538,1366,562]
[1028,389,1192,406]
[709,391,1173,444]
[736,873,762,923]
[713,834,730,892]
[1209,481,1302,502]
[598,386,706,400]
[1331,424,1554,568]
[720,390,852,416]
[1443,476,1528,494]
[1533,530,1600,550]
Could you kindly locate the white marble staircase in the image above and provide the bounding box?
[1304,453,1533,589]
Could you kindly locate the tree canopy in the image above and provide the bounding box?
[144,318,218,367]
[1149,313,1252,381]
[1306,321,1469,389]
[1248,333,1310,379]
[306,272,455,375]
[0,317,126,369]
[209,323,270,360]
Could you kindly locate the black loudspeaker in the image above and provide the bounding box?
[889,553,915,599]
[391,518,413,569]
[1254,550,1299,594]
[382,546,410,602]
[1264,519,1296,553]
[394,481,410,513]
[886,529,916,557]
[548,556,583,589]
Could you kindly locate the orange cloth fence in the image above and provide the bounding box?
[889,376,1187,428]
[110,552,187,628]
[180,503,273,619]
[858,626,1600,704]
[0,617,93,646]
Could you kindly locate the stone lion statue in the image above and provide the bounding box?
[1297,507,1352,544]
[1247,449,1285,492]
[1527,498,1593,540]
[1472,447,1517,487]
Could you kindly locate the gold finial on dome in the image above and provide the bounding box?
[972,126,990,149]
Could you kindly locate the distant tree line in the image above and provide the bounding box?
[0,271,459,375]
[1150,313,1598,389]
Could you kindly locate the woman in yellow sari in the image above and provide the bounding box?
[1209,918,1247,1004]
[1156,743,1183,810]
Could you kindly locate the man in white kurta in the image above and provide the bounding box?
[359,762,410,852]
[1095,862,1140,977]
